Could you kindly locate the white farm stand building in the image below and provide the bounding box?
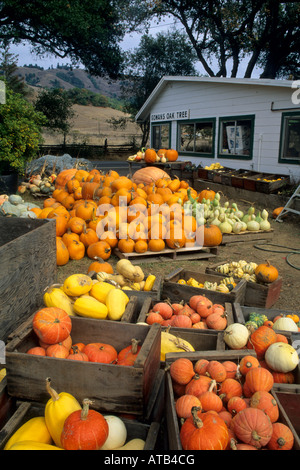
[135,76,300,183]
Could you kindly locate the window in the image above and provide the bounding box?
[218,115,255,160]
[279,112,300,164]
[178,119,215,157]
[151,122,171,149]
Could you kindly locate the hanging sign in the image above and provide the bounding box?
[150,109,190,122]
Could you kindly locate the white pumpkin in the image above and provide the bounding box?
[224,323,250,349]
[265,342,299,373]
[273,317,299,333]
[100,415,127,450]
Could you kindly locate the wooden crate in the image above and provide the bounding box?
[164,350,300,450]
[231,170,254,188]
[0,400,161,450]
[273,391,300,439]
[0,218,57,343]
[220,169,242,186]
[163,267,246,305]
[0,378,16,433]
[5,315,161,417]
[255,175,290,194]
[205,261,282,308]
[137,296,232,340]
[243,172,264,191]
[221,229,274,246]
[113,245,218,264]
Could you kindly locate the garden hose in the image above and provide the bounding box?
[253,243,300,270]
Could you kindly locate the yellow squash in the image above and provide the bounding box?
[161,331,195,361]
[44,378,81,448]
[43,285,75,316]
[73,296,108,319]
[105,288,129,321]
[0,368,6,383]
[143,274,156,291]
[8,440,63,450]
[4,417,52,450]
[62,274,93,297]
[90,281,115,303]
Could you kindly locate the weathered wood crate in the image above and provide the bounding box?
[113,245,218,264]
[220,229,274,246]
[255,175,290,194]
[273,391,300,438]
[5,315,161,417]
[137,296,231,342]
[233,303,299,331]
[0,218,57,343]
[163,267,246,305]
[0,400,161,450]
[164,350,300,450]
[205,261,282,308]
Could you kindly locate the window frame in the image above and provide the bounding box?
[218,114,255,160]
[150,121,172,150]
[177,118,216,158]
[278,111,300,165]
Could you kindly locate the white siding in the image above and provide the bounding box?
[149,81,300,182]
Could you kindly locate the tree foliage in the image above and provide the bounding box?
[34,88,75,143]
[0,83,46,174]
[0,0,126,78]
[121,30,199,145]
[125,0,300,79]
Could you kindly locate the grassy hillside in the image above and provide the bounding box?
[17,66,143,147]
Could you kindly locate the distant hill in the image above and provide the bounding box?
[16,65,122,99]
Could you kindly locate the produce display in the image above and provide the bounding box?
[1,160,299,453]
[169,354,296,450]
[3,378,146,451]
[145,296,229,332]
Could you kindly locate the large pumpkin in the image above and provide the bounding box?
[255,260,279,284]
[55,169,77,189]
[198,188,216,202]
[132,167,170,185]
[233,408,273,449]
[196,224,222,247]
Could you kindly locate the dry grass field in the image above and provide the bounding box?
[42,104,143,147]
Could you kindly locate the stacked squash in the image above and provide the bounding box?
[41,167,225,265]
[170,356,296,450]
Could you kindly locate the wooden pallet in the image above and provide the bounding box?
[221,229,274,245]
[113,245,218,264]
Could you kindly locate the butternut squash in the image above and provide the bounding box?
[116,259,142,281]
[44,378,81,448]
[7,440,63,450]
[105,288,129,321]
[4,417,52,450]
[114,438,146,450]
[73,296,108,319]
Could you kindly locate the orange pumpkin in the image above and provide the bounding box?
[33,307,72,345]
[144,148,157,164]
[87,240,112,260]
[55,169,77,189]
[165,148,178,162]
[56,237,70,265]
[198,188,216,202]
[197,224,222,247]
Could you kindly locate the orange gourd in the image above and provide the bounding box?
[144,148,157,164]
[56,237,70,266]
[170,358,195,385]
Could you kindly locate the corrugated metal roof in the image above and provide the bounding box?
[135,75,295,122]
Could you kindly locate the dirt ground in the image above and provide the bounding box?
[54,198,300,312]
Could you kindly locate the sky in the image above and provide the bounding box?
[8,18,261,78]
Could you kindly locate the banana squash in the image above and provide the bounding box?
[143,274,156,291]
[7,440,63,450]
[4,417,52,450]
[90,281,115,303]
[73,296,108,319]
[44,378,81,448]
[105,288,129,321]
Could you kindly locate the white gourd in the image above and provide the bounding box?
[265,342,299,373]
[273,317,299,332]
[100,415,127,450]
[224,323,250,349]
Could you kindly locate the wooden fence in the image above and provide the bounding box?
[38,142,137,160]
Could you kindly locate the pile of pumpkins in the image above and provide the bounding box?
[127,147,179,164]
[169,353,296,450]
[18,173,57,196]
